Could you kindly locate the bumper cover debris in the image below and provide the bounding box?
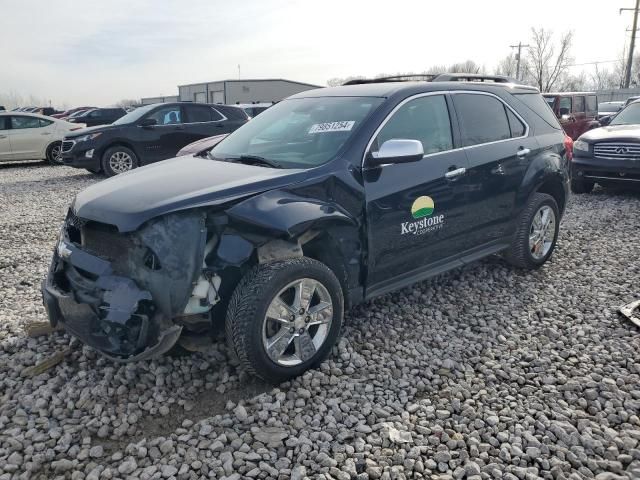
[619,299,640,328]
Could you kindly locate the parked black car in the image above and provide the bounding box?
[43,74,570,382]
[61,103,249,176]
[571,100,640,193]
[68,108,127,128]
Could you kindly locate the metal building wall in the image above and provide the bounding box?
[224,80,318,104]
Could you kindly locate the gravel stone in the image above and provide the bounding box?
[1,167,640,479]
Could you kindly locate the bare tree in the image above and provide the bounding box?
[590,64,619,90]
[448,60,485,74]
[525,28,573,92]
[495,53,518,77]
[115,98,138,108]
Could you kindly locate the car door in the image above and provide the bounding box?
[7,115,51,159]
[0,116,13,160]
[451,92,535,251]
[557,96,576,139]
[572,95,587,138]
[183,104,227,145]
[363,93,470,291]
[137,105,189,163]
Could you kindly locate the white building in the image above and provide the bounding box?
[177,78,320,104]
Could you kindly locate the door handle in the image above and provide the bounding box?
[516,148,531,158]
[444,167,466,179]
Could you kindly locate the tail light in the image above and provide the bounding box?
[563,135,573,161]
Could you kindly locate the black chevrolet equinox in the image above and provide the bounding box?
[44,74,571,383]
[61,102,248,176]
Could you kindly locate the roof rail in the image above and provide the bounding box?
[343,74,438,85]
[431,73,516,83]
[342,73,518,86]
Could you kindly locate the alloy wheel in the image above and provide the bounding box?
[262,278,333,367]
[109,151,133,174]
[529,205,556,260]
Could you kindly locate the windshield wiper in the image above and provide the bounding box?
[229,154,283,169]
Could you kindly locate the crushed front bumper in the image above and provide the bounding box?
[42,209,209,362]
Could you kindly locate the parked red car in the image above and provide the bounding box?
[543,92,600,140]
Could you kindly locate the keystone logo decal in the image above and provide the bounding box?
[401,196,445,235]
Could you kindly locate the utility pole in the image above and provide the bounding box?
[621,0,640,88]
[510,42,530,81]
[238,64,241,80]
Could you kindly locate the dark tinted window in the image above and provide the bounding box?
[39,118,53,127]
[0,117,7,130]
[375,95,453,155]
[514,93,562,130]
[506,109,525,137]
[559,97,572,115]
[147,106,182,125]
[210,108,224,121]
[573,96,585,113]
[453,93,510,146]
[186,105,213,122]
[586,95,597,113]
[219,105,248,121]
[11,116,41,129]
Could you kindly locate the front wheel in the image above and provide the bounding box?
[225,258,343,383]
[46,141,63,165]
[505,192,560,270]
[101,146,139,177]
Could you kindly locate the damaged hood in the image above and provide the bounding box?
[74,156,306,232]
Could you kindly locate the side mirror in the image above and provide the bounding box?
[599,115,611,126]
[367,139,424,167]
[139,118,157,127]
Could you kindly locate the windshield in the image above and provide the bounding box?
[599,103,622,113]
[211,96,384,168]
[113,104,157,125]
[611,103,640,125]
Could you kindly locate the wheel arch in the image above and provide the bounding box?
[536,175,567,215]
[100,141,140,169]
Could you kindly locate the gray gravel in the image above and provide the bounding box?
[1,162,640,480]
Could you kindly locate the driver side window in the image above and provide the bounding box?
[373,95,453,155]
[147,106,182,125]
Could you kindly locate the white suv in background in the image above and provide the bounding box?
[0,112,86,164]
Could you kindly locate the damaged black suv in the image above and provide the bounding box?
[43,74,570,383]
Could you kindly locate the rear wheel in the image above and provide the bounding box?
[225,257,343,383]
[505,192,559,270]
[46,141,63,165]
[101,146,138,177]
[570,177,594,194]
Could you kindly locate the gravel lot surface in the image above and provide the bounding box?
[1,162,639,480]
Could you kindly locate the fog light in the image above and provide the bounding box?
[85,149,94,158]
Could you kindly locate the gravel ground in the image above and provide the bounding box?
[1,162,639,480]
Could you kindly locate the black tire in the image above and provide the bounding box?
[46,141,63,165]
[101,146,138,177]
[225,257,343,383]
[570,177,594,194]
[505,192,560,270]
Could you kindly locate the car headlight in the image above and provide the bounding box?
[573,139,589,153]
[75,132,102,142]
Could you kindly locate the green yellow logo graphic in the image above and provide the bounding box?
[411,196,435,219]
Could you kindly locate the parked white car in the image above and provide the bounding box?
[0,112,86,164]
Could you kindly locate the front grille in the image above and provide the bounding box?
[593,143,640,160]
[61,140,75,153]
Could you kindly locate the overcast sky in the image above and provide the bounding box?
[0,0,631,107]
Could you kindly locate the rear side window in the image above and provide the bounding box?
[586,95,597,113]
[375,94,453,155]
[559,97,572,115]
[0,117,7,130]
[573,96,585,113]
[11,116,41,129]
[506,109,525,137]
[186,105,214,122]
[218,106,247,121]
[39,118,53,127]
[514,93,562,130]
[453,93,510,147]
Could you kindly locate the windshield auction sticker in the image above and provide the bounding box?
[308,121,355,134]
